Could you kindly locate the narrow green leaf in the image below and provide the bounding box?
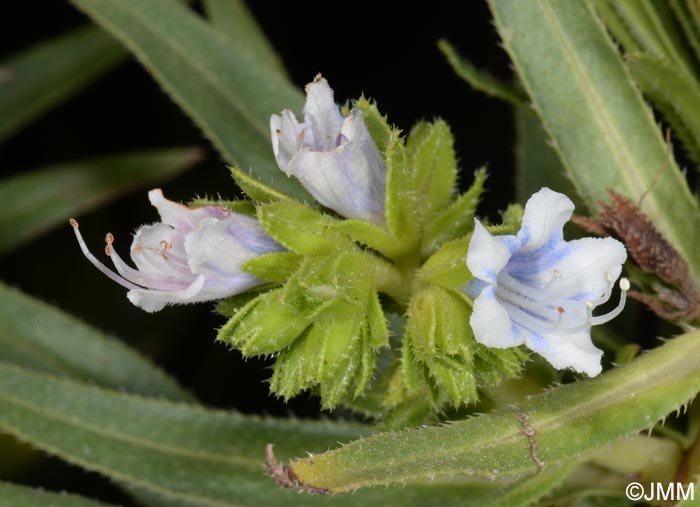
[437,39,527,107]
[69,0,311,201]
[489,0,700,283]
[595,0,698,82]
[670,0,700,64]
[591,0,643,52]
[202,0,286,75]
[0,25,127,141]
[0,281,190,401]
[626,52,700,162]
[0,481,117,507]
[481,463,576,507]
[0,147,203,255]
[0,363,500,507]
[514,108,580,205]
[286,330,700,493]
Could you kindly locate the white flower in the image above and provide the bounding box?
[71,189,282,312]
[270,75,386,224]
[466,188,628,377]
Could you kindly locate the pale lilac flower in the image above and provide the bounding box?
[466,188,628,377]
[71,189,281,313]
[270,75,386,224]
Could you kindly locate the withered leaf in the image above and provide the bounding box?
[572,189,700,322]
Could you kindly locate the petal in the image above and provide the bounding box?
[129,223,186,275]
[518,188,575,252]
[270,109,306,173]
[287,143,385,224]
[303,75,343,151]
[466,220,516,283]
[148,189,227,231]
[522,327,603,377]
[470,285,523,348]
[127,274,207,313]
[184,215,279,275]
[548,237,627,302]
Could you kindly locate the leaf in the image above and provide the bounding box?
[69,0,312,201]
[0,363,507,507]
[0,481,117,507]
[437,39,528,107]
[626,52,700,162]
[285,329,700,493]
[488,0,700,283]
[0,24,127,142]
[202,0,286,75]
[670,0,700,64]
[0,281,191,401]
[0,147,203,255]
[514,108,580,206]
[594,0,699,82]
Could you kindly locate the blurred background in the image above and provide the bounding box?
[0,1,514,503]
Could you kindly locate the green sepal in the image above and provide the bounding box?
[405,119,458,220]
[230,166,292,203]
[270,295,385,409]
[416,237,471,290]
[353,290,389,398]
[385,131,416,242]
[406,286,477,407]
[353,96,392,154]
[487,203,524,236]
[188,197,256,216]
[216,288,311,356]
[421,167,487,257]
[257,200,354,255]
[214,285,271,318]
[473,343,529,387]
[241,251,302,282]
[331,219,404,259]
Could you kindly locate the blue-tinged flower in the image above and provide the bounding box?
[270,75,386,224]
[71,189,282,313]
[466,188,628,377]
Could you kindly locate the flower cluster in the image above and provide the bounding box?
[73,77,629,392]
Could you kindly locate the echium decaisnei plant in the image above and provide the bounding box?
[72,75,629,424]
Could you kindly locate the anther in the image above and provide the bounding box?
[69,218,79,229]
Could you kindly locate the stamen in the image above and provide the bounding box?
[139,247,193,277]
[590,278,630,326]
[69,219,142,290]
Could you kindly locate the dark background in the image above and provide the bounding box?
[0,1,514,503]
